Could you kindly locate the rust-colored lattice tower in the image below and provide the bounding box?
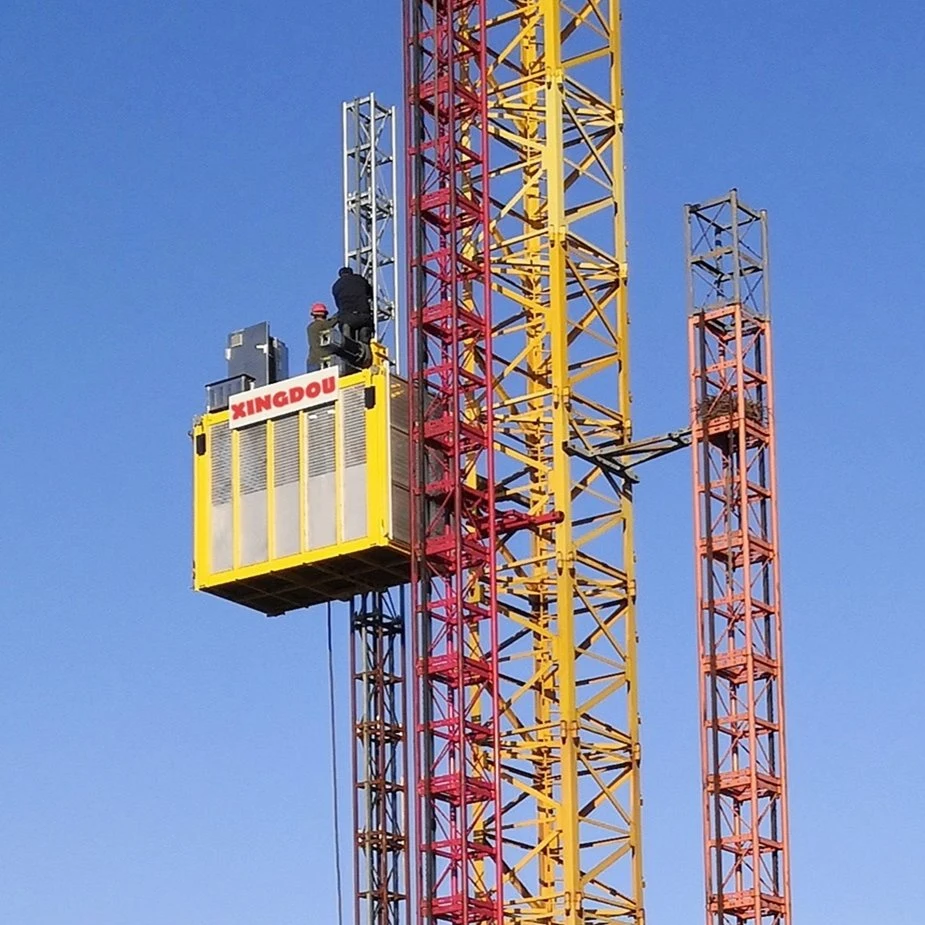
[687,191,792,925]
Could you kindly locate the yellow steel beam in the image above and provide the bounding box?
[484,0,644,922]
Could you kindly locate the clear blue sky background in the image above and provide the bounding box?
[2,1,923,922]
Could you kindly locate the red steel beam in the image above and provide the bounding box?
[404,1,502,924]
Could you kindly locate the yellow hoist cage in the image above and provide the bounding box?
[192,363,410,615]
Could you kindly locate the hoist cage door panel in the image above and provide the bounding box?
[192,365,410,615]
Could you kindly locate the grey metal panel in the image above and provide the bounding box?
[226,322,271,387]
[341,385,367,541]
[206,374,254,413]
[238,424,268,566]
[273,416,301,558]
[240,491,268,565]
[308,474,336,549]
[211,503,233,573]
[390,432,409,489]
[342,385,367,467]
[343,466,367,541]
[270,336,289,381]
[390,376,409,438]
[238,426,267,494]
[211,423,232,504]
[226,323,289,387]
[275,483,300,557]
[306,409,336,550]
[274,416,300,486]
[391,484,410,544]
[307,409,336,476]
[210,423,233,571]
[389,376,410,542]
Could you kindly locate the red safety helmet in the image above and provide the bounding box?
[310,302,328,317]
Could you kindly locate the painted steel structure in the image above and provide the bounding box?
[351,592,410,925]
[343,94,401,363]
[404,0,504,921]
[687,192,791,925]
[405,2,641,924]
[343,97,410,925]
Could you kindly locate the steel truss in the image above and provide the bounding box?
[405,1,642,924]
[405,0,504,922]
[343,98,409,925]
[351,593,411,925]
[687,192,792,925]
[485,3,642,923]
[343,93,401,362]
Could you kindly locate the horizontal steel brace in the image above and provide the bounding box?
[566,428,692,484]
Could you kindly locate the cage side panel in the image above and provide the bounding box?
[238,424,268,566]
[390,377,410,544]
[342,384,368,542]
[390,439,410,544]
[210,422,233,573]
[389,376,410,434]
[273,415,301,558]
[306,407,337,550]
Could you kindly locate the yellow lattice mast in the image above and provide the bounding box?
[485,2,643,922]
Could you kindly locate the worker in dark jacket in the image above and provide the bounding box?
[306,302,334,372]
[332,267,374,341]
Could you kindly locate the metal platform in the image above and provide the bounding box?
[192,361,410,615]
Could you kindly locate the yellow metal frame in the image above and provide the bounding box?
[484,2,644,922]
[192,363,403,595]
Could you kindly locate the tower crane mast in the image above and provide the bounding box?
[404,1,642,923]
[687,193,792,925]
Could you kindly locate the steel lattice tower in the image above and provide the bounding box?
[343,93,401,363]
[687,192,792,925]
[343,97,410,925]
[405,2,642,924]
[351,592,410,925]
[405,0,503,921]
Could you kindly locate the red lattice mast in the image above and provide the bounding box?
[403,1,503,923]
[687,192,792,925]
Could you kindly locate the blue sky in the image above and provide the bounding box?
[2,1,924,923]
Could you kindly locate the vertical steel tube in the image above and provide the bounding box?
[344,92,407,925]
[687,192,792,925]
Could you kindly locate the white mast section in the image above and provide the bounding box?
[342,94,400,369]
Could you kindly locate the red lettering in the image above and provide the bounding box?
[230,373,339,426]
